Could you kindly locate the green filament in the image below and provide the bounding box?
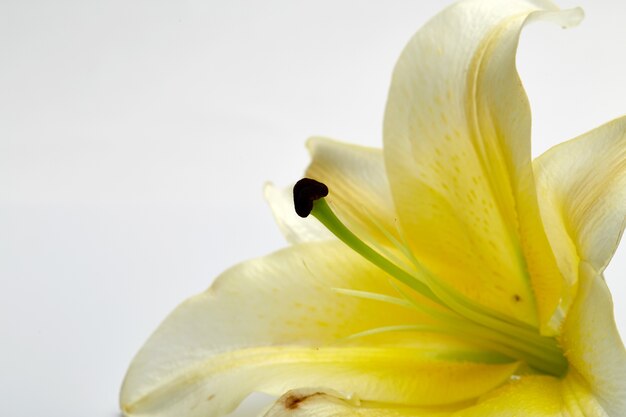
[308,195,568,377]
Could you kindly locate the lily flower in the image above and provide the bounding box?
[120,0,626,416]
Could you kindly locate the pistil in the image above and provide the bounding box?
[293,178,568,377]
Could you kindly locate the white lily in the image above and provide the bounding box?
[120,0,626,415]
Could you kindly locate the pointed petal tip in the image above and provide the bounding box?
[529,6,584,29]
[559,6,584,28]
[305,136,342,155]
[263,181,277,199]
[305,136,324,153]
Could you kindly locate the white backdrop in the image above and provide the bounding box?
[1,1,625,416]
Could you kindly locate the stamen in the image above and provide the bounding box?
[332,288,415,309]
[344,324,448,340]
[293,178,328,218]
[304,190,438,302]
[292,179,568,377]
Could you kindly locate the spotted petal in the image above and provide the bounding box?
[383,0,583,332]
[457,261,624,416]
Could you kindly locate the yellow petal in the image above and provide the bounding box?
[457,376,564,416]
[383,0,582,330]
[456,370,608,417]
[560,262,626,416]
[265,373,615,417]
[265,370,615,417]
[305,137,400,249]
[121,241,517,417]
[535,116,626,275]
[264,182,333,244]
[264,388,455,417]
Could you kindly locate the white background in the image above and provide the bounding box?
[1,1,625,416]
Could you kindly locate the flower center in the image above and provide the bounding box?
[293,178,568,377]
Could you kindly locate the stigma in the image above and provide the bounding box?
[293,178,329,218]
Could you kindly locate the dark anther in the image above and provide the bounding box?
[293,178,329,218]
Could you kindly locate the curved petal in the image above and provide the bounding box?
[264,371,616,417]
[383,0,583,331]
[120,241,518,417]
[305,137,401,249]
[534,116,626,274]
[264,388,455,417]
[560,262,626,416]
[264,182,333,244]
[264,371,615,417]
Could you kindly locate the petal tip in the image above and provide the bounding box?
[531,6,584,29]
[263,181,276,198]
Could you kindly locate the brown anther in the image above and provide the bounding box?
[293,178,329,218]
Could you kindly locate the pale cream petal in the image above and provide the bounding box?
[122,345,518,417]
[264,182,333,244]
[560,262,626,416]
[121,241,517,417]
[305,137,401,248]
[534,116,626,274]
[263,388,455,417]
[383,0,583,331]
